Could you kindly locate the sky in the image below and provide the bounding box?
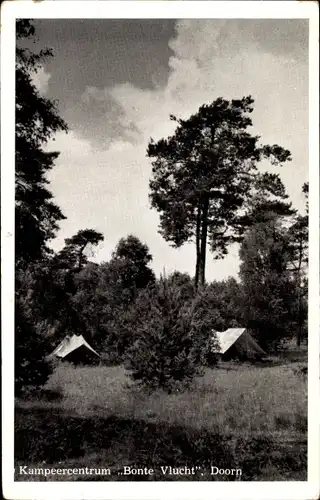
[27,18,308,281]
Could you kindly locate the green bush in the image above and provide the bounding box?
[125,277,218,393]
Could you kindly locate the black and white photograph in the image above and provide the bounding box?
[1,1,319,499]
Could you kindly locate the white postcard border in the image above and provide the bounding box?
[1,2,319,499]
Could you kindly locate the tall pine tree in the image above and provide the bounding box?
[15,20,67,393]
[16,20,67,267]
[148,97,292,288]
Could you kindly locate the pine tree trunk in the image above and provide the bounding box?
[297,273,302,348]
[296,240,303,348]
[195,205,201,290]
[77,243,87,271]
[199,196,209,287]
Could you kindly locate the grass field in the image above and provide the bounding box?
[15,356,307,481]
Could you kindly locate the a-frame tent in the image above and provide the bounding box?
[212,328,267,360]
[48,334,100,365]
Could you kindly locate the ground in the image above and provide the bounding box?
[15,352,307,481]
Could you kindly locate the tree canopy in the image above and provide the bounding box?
[148,96,293,288]
[239,201,307,349]
[54,229,104,272]
[16,20,68,267]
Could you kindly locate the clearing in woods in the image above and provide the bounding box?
[15,354,307,481]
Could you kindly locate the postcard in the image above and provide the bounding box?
[1,2,319,499]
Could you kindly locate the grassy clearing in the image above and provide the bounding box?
[43,361,307,437]
[15,358,307,481]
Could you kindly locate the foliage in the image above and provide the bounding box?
[16,229,104,349]
[125,277,218,392]
[55,229,104,271]
[204,278,244,331]
[16,19,68,266]
[15,302,52,396]
[238,183,308,348]
[109,235,156,299]
[15,19,69,392]
[239,217,299,349]
[64,235,156,359]
[148,96,292,287]
[163,271,196,301]
[285,188,308,346]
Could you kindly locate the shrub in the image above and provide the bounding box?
[15,303,52,396]
[125,277,218,393]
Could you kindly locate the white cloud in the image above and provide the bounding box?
[31,65,51,95]
[80,86,108,104]
[48,20,308,281]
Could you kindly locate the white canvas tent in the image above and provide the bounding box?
[212,328,266,360]
[48,334,100,364]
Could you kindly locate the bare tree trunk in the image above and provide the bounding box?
[297,280,302,347]
[195,205,201,290]
[296,239,303,348]
[199,196,209,287]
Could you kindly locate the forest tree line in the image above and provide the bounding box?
[15,20,308,395]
